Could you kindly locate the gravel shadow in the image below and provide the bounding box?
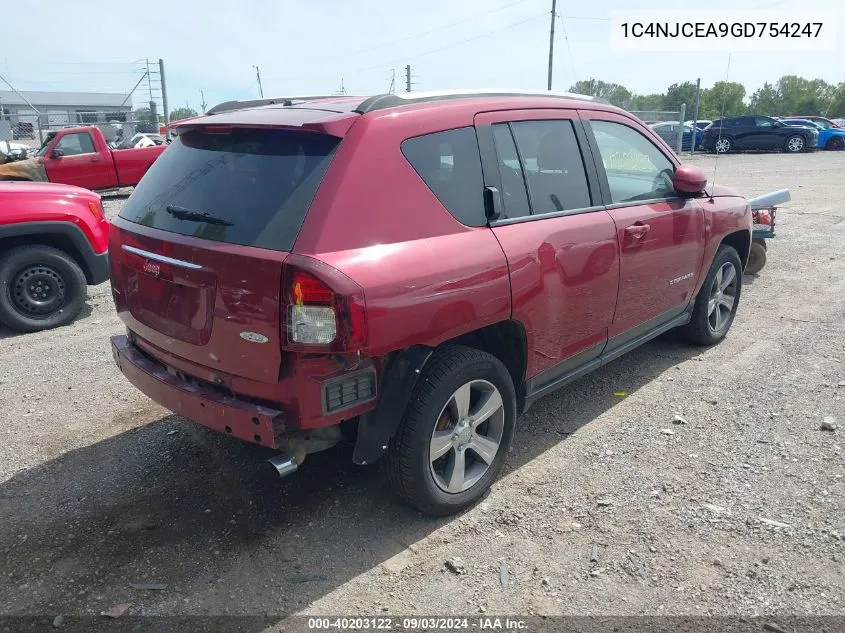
[0,333,702,625]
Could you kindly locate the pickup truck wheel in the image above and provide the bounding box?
[382,346,516,516]
[745,241,767,275]
[0,245,87,333]
[679,245,742,346]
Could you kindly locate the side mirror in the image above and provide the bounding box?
[672,163,707,195]
[50,149,64,159]
[483,186,504,222]
[773,121,783,127]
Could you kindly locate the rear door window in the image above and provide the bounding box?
[509,120,592,214]
[119,128,339,251]
[491,124,531,218]
[401,127,486,226]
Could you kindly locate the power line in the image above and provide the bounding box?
[269,11,548,85]
[338,0,535,59]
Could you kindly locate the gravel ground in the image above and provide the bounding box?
[0,152,842,625]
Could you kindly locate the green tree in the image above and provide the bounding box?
[627,93,665,111]
[827,82,845,118]
[775,75,833,115]
[568,79,632,108]
[169,106,199,121]
[701,81,746,119]
[664,82,699,110]
[749,82,780,116]
[132,106,151,123]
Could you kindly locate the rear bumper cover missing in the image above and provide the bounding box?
[110,335,284,448]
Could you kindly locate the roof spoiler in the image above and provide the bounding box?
[206,95,342,115]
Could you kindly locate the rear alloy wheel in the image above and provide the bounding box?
[827,137,844,151]
[382,346,516,516]
[0,245,87,333]
[679,245,742,346]
[784,134,806,153]
[714,137,732,153]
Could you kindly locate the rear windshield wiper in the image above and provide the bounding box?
[166,205,234,226]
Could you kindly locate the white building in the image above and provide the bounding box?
[0,90,133,130]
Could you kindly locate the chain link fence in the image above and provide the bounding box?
[0,109,167,154]
[628,106,702,153]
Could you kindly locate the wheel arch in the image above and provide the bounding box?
[0,223,96,284]
[352,319,528,465]
[720,229,751,270]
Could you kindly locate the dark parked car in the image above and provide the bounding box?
[13,122,35,140]
[702,116,818,153]
[109,90,753,516]
[650,121,702,151]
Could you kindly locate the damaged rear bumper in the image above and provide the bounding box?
[110,335,285,448]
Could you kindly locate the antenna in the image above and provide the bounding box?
[710,53,732,202]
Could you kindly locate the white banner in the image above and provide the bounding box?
[610,11,837,52]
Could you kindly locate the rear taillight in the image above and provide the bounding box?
[282,255,367,353]
[288,271,336,345]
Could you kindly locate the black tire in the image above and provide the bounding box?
[0,244,87,333]
[827,137,844,151]
[783,134,806,153]
[679,245,742,346]
[382,346,516,516]
[745,241,767,275]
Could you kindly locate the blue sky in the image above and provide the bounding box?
[2,0,842,113]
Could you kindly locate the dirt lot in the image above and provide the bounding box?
[1,152,843,627]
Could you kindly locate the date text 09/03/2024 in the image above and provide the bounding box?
[307,617,529,630]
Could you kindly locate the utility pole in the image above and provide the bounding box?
[159,58,170,139]
[405,65,412,93]
[200,90,207,113]
[547,0,557,90]
[388,69,396,94]
[254,65,264,98]
[691,78,701,155]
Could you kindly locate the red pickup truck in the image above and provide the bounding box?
[0,126,165,192]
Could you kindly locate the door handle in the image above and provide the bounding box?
[91,156,101,163]
[624,223,651,238]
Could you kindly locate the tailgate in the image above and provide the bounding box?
[110,220,288,384]
[110,126,340,384]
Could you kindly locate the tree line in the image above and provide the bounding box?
[568,76,845,120]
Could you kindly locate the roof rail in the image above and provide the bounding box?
[206,95,344,115]
[354,89,604,114]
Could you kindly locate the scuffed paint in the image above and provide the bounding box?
[0,157,48,182]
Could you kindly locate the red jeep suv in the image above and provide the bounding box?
[109,90,752,516]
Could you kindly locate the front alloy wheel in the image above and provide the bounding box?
[707,261,738,336]
[678,244,743,346]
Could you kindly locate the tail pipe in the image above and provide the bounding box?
[268,454,298,478]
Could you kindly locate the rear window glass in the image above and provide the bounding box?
[119,128,339,251]
[401,127,486,227]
